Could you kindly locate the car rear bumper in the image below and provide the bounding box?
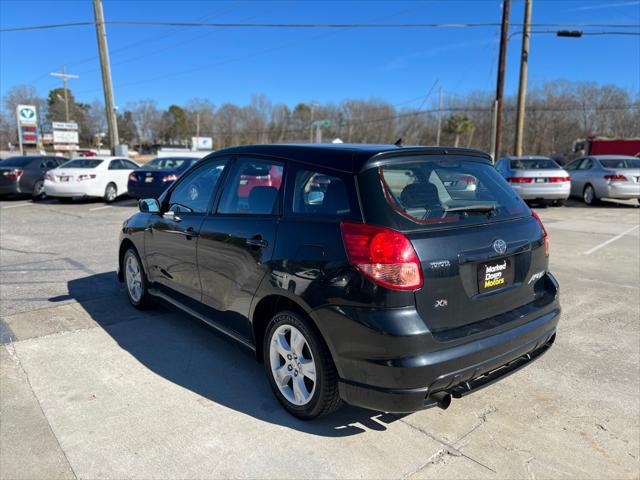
[127,182,166,199]
[0,183,20,195]
[44,180,102,198]
[602,183,640,200]
[511,183,570,200]
[313,272,560,413]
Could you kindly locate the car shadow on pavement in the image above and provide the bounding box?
[65,272,407,437]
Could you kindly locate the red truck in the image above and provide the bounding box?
[573,137,640,157]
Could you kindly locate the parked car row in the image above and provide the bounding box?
[496,155,640,206]
[0,155,204,203]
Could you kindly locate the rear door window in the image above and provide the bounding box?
[359,156,530,230]
[40,158,60,169]
[217,158,284,215]
[290,168,356,218]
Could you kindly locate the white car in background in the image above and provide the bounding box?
[44,157,140,203]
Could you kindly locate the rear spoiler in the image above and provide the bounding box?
[361,147,493,172]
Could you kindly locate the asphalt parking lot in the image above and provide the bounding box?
[0,196,638,479]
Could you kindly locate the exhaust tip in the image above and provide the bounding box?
[430,391,452,410]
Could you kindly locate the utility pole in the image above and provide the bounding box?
[435,87,444,146]
[494,0,511,162]
[196,112,200,138]
[514,0,532,157]
[93,0,120,153]
[50,66,79,123]
[309,104,315,143]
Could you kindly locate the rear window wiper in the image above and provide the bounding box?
[442,204,497,216]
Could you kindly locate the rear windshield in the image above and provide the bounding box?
[510,159,560,170]
[143,157,196,170]
[0,157,31,167]
[59,159,103,169]
[359,156,530,230]
[599,158,640,169]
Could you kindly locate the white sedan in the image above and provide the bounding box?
[44,157,140,203]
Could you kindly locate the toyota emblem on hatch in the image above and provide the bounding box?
[493,239,507,255]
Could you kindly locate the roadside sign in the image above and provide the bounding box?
[192,136,213,150]
[53,144,79,151]
[16,105,39,153]
[17,105,37,126]
[21,125,38,144]
[52,121,78,130]
[53,130,79,144]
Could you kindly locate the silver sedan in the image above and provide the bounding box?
[495,156,571,205]
[565,155,640,205]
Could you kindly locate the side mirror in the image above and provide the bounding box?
[139,198,160,213]
[307,190,325,205]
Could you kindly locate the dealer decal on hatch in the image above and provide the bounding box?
[484,260,507,288]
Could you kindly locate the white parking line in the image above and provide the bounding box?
[583,224,640,255]
[1,202,32,210]
[89,205,112,211]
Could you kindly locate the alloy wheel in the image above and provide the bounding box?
[583,185,595,205]
[125,253,143,303]
[106,184,117,202]
[269,324,316,406]
[33,181,45,198]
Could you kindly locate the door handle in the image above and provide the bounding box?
[163,211,181,222]
[185,226,199,239]
[246,236,268,248]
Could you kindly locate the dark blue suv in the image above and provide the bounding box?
[118,144,560,419]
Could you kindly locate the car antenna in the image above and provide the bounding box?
[394,138,403,147]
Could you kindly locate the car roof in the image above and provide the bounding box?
[69,156,123,161]
[212,144,492,173]
[501,156,552,160]
[589,155,639,160]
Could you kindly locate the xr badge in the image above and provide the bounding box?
[434,299,448,308]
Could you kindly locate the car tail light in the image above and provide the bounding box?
[340,222,423,290]
[507,177,533,183]
[77,174,96,181]
[162,174,178,182]
[129,173,138,182]
[460,175,476,185]
[548,177,570,183]
[2,169,23,180]
[532,210,549,257]
[604,174,627,182]
[45,172,55,181]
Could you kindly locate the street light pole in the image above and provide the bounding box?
[93,0,120,153]
[49,66,79,123]
[494,0,511,162]
[514,0,532,157]
[435,87,444,146]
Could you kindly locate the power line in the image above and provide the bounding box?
[194,104,640,137]
[2,21,639,33]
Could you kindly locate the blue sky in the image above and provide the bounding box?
[1,0,638,110]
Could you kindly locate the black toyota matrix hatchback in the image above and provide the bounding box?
[118,144,560,419]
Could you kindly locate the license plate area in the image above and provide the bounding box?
[59,176,70,182]
[145,177,154,183]
[477,257,514,293]
[535,178,545,183]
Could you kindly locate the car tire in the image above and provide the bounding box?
[104,183,117,203]
[32,180,46,200]
[263,310,342,420]
[123,247,153,309]
[583,184,598,205]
